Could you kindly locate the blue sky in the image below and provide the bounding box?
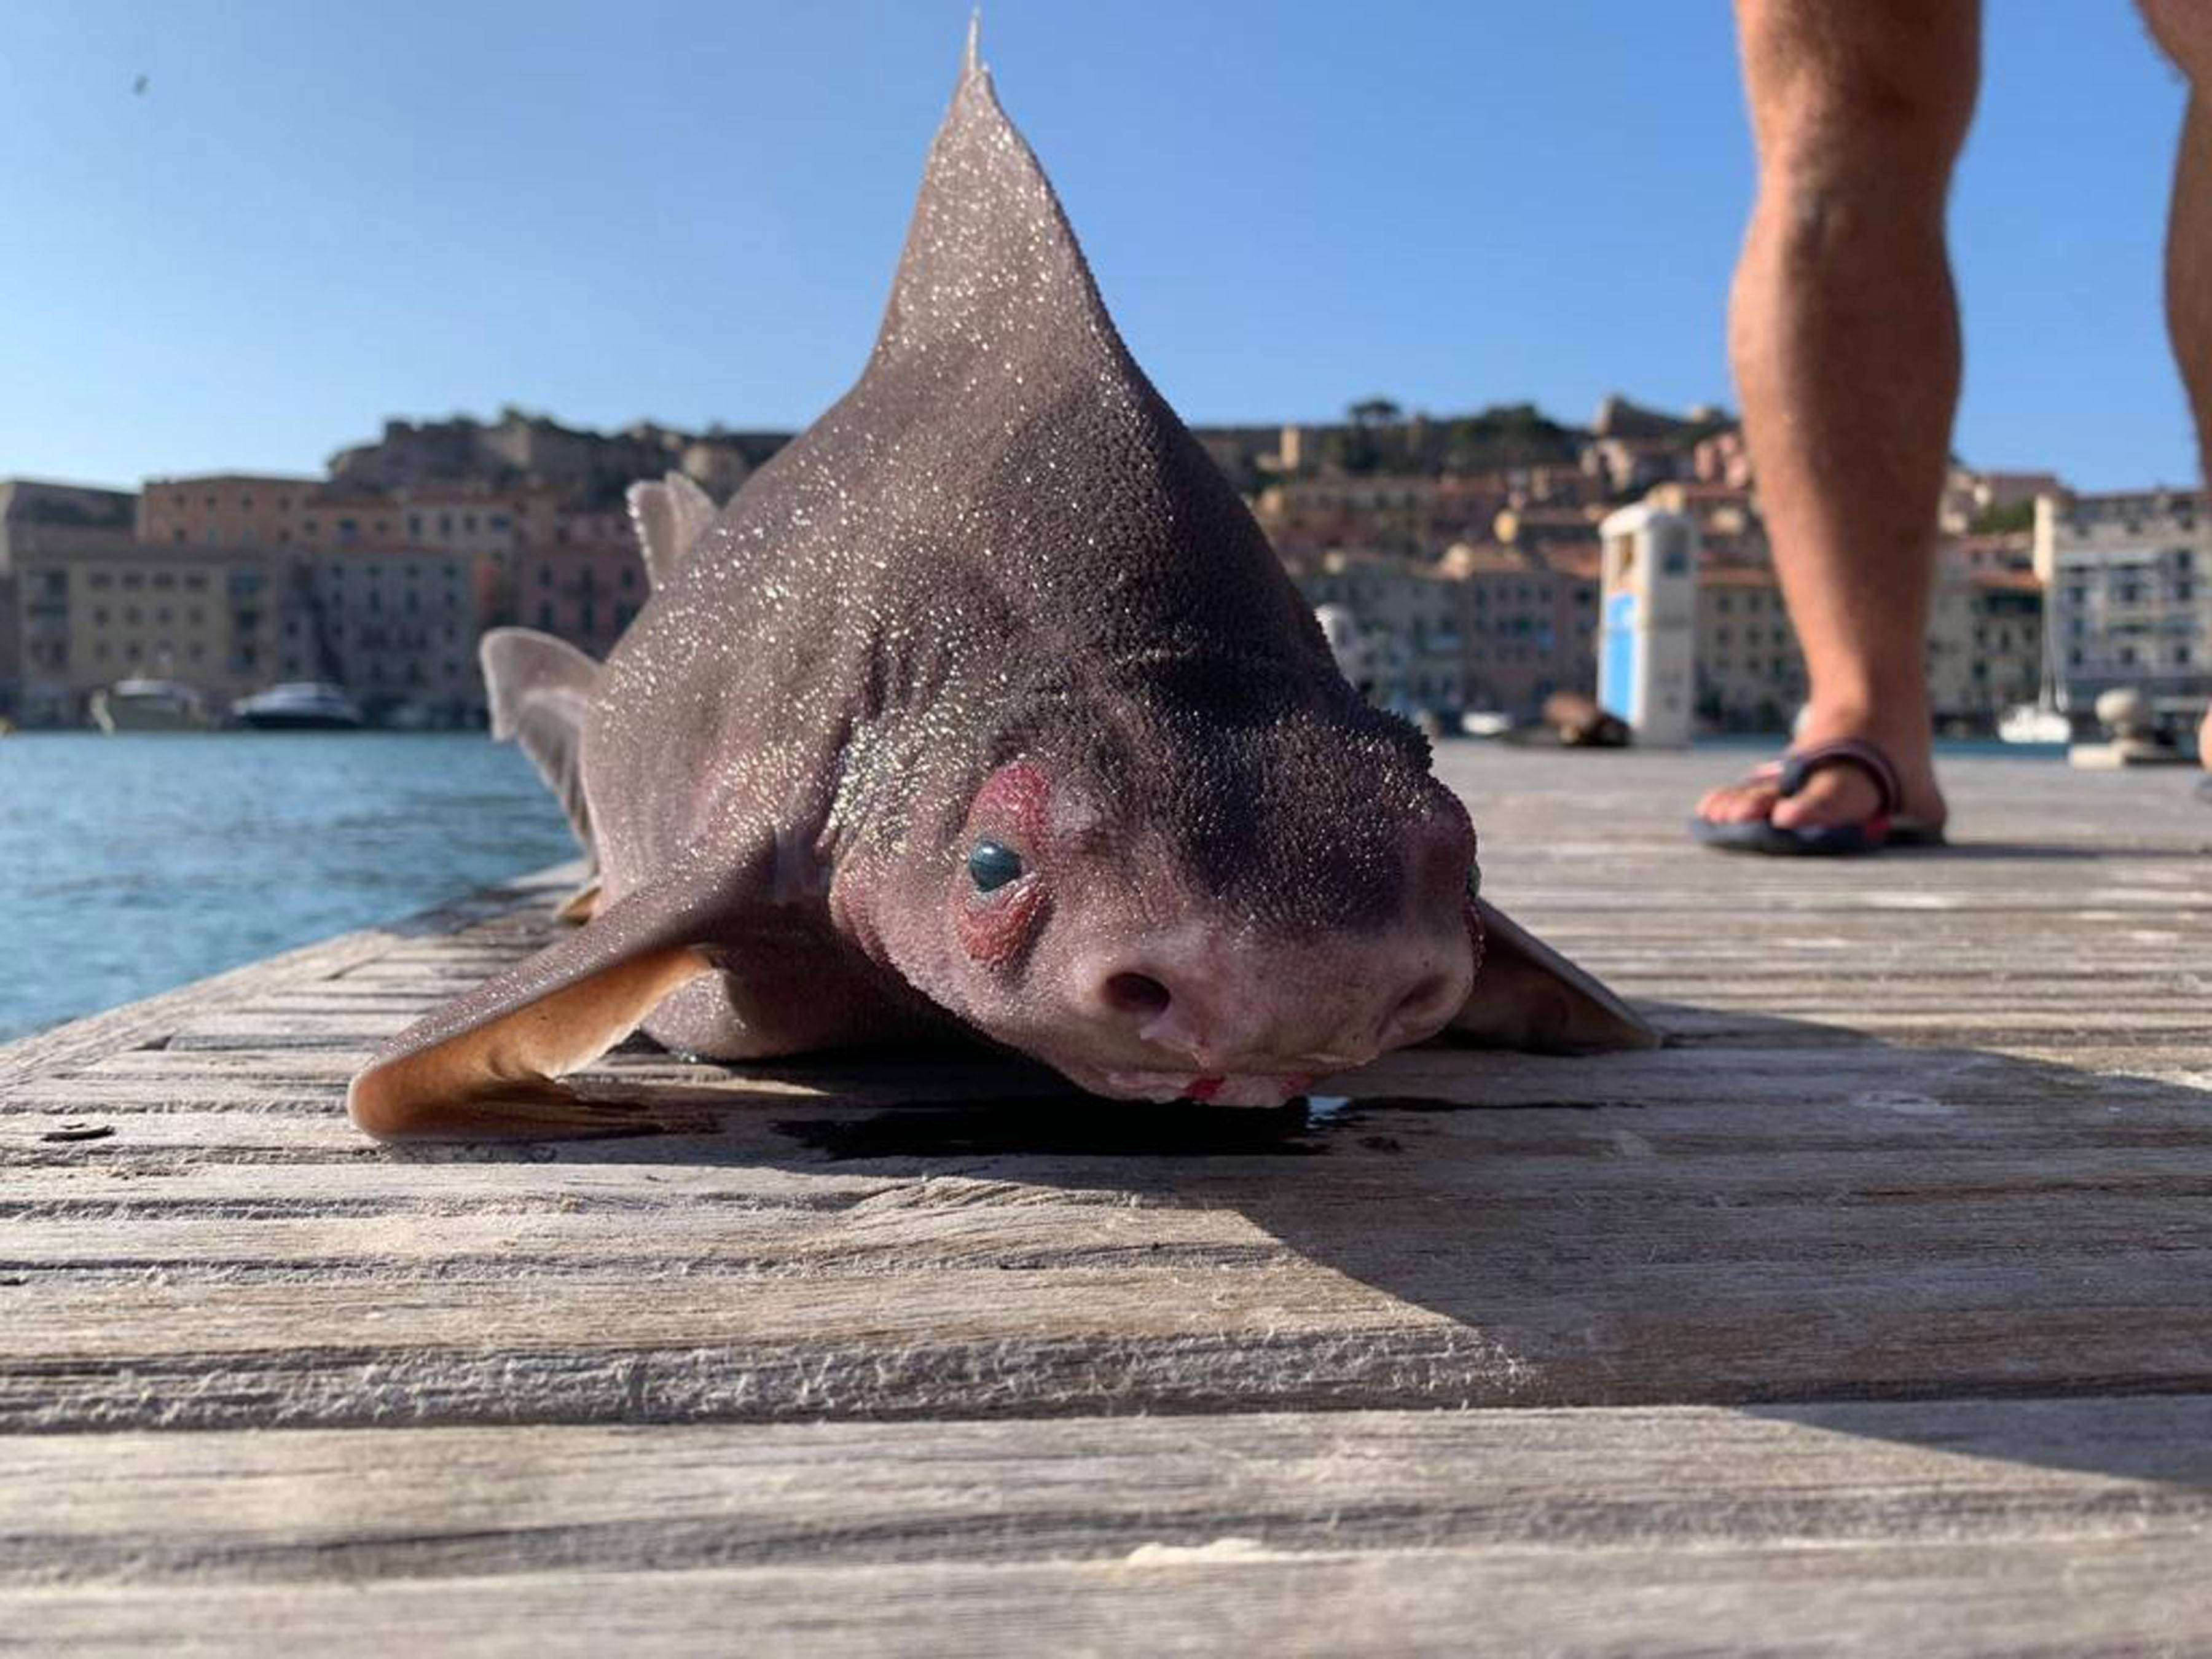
[0,1,2198,490]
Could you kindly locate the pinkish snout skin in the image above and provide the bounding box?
[847,760,1483,1108]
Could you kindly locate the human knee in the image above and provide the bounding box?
[2143,0,2212,86]
[1739,0,1978,182]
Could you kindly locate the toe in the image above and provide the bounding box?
[1698,780,1779,825]
[1769,768,1882,832]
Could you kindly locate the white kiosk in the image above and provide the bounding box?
[1597,503,1698,748]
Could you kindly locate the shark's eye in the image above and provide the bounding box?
[968,841,1024,893]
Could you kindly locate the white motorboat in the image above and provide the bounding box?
[232,681,364,731]
[90,678,214,733]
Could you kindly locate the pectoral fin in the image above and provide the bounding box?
[481,628,600,855]
[1445,900,1660,1053]
[349,841,773,1140]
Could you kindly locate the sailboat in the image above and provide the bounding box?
[1999,618,2073,743]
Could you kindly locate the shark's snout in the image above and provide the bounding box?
[1064,911,1473,1087]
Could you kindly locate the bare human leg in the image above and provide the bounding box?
[1697,0,1979,836]
[2141,0,2212,779]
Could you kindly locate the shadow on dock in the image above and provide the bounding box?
[378,1002,2212,1487]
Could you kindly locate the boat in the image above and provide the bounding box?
[1998,701,2072,744]
[90,678,214,733]
[232,681,364,731]
[2001,620,2074,744]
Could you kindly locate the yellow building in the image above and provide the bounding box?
[1695,565,1806,729]
[14,544,281,723]
[139,474,326,549]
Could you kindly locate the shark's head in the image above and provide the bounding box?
[845,684,1481,1105]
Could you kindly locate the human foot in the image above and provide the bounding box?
[1692,726,1947,854]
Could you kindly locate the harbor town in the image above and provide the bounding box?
[2,396,2205,747]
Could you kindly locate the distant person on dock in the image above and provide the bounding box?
[1692,0,2212,851]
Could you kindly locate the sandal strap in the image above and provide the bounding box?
[1776,739,1903,816]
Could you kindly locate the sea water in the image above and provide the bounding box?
[0,732,575,1041]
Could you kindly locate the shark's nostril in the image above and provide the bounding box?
[1102,971,1172,1020]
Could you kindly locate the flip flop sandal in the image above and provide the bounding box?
[1690,737,1948,855]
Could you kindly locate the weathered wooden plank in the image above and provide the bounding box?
[9,1545,2208,1659]
[5,1402,2211,1653]
[4,1398,2210,1579]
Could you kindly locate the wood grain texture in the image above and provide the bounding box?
[5,1403,2212,1655]
[1,750,2206,1650]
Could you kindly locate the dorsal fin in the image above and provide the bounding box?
[869,25,1126,378]
[480,627,598,854]
[625,472,718,591]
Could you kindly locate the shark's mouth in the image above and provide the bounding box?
[1096,1069,1319,1108]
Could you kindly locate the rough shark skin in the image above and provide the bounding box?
[348,28,1655,1140]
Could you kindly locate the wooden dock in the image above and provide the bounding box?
[4,747,2209,1654]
